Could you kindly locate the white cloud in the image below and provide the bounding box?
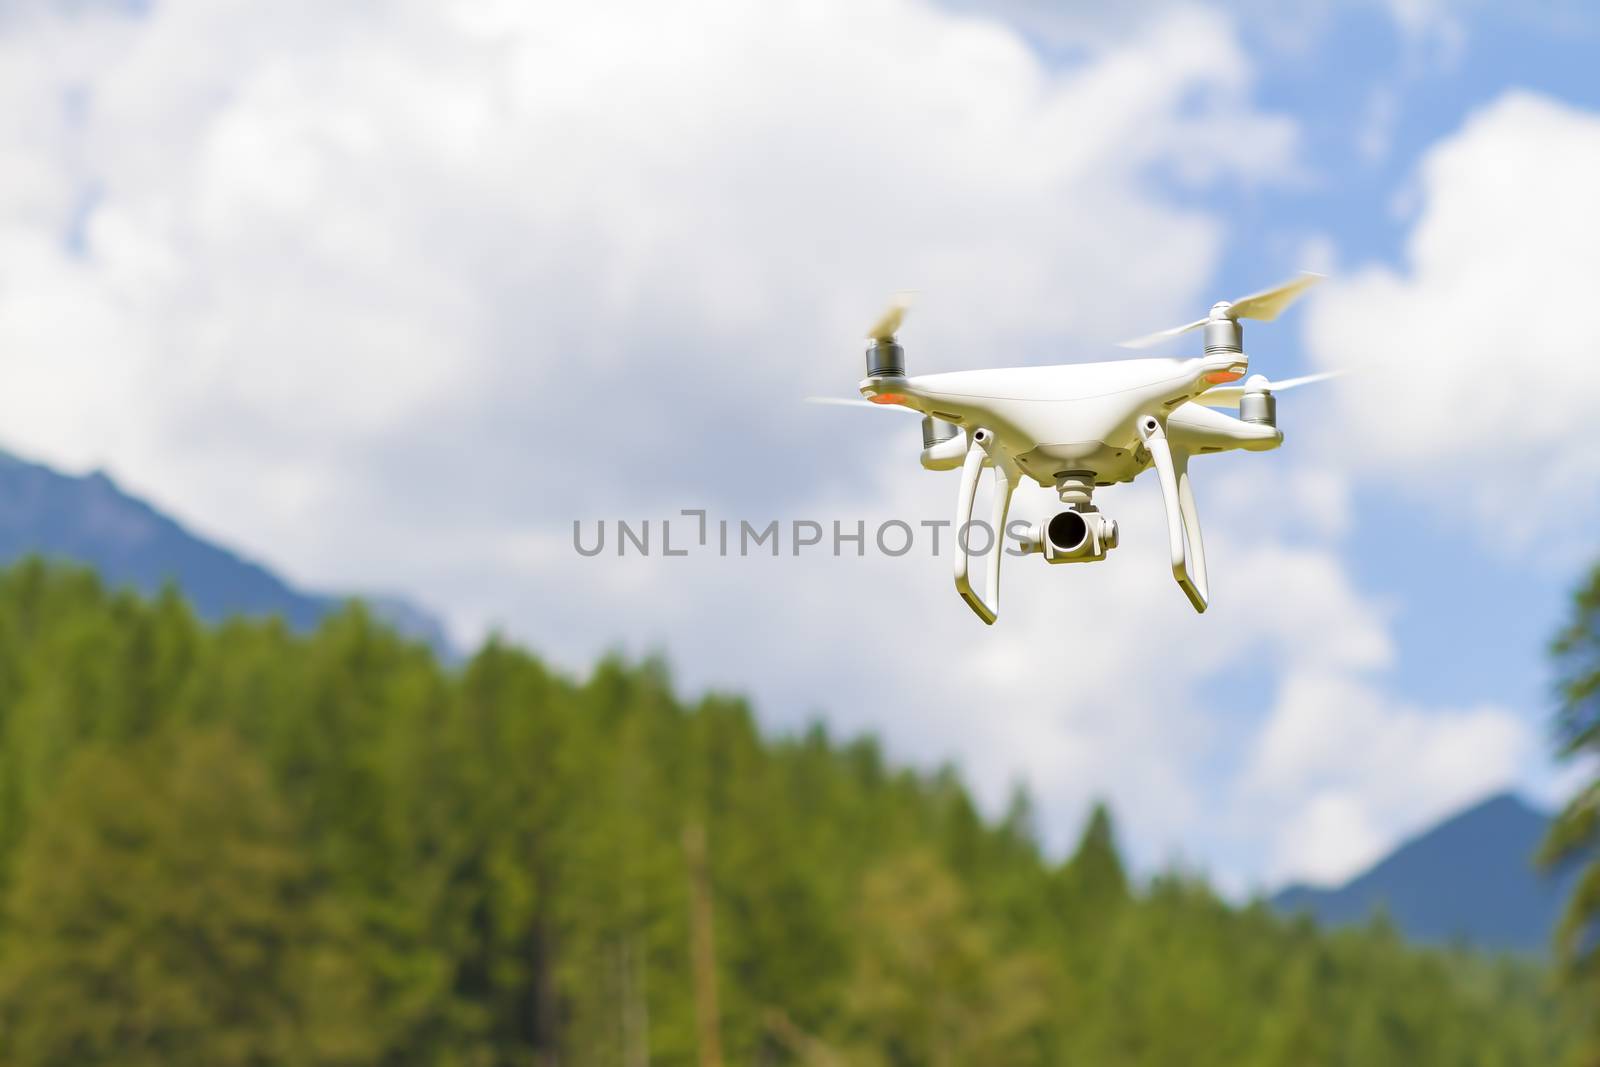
[0,0,1295,576]
[1243,670,1531,884]
[1383,0,1466,60]
[1305,90,1600,555]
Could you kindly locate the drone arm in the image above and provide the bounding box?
[1137,416,1209,613]
[953,428,1017,625]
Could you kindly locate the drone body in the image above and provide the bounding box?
[814,274,1335,624]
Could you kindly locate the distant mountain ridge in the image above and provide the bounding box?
[1272,792,1577,954]
[0,449,452,655]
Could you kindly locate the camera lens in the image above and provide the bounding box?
[1047,511,1088,552]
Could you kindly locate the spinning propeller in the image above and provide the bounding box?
[866,292,915,345]
[806,293,921,409]
[805,396,920,412]
[1119,271,1324,349]
[1199,371,1343,408]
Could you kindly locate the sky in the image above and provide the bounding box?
[2,0,1599,895]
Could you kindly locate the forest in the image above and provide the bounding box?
[0,558,1588,1066]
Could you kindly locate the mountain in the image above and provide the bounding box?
[1272,792,1578,954]
[0,448,453,655]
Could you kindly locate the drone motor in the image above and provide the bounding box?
[919,415,964,471]
[1204,304,1244,355]
[1235,375,1277,427]
[865,338,905,379]
[863,293,913,379]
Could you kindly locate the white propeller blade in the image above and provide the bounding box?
[866,291,916,342]
[1228,271,1325,322]
[1199,370,1343,409]
[1118,317,1209,350]
[805,396,922,414]
[1119,271,1325,348]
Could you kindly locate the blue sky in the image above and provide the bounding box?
[2,0,1599,893]
[1187,0,1600,882]
[1215,5,1598,736]
[1151,2,1600,877]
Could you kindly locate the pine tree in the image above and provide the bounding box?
[0,729,379,1066]
[1541,559,1600,1061]
[1063,800,1129,910]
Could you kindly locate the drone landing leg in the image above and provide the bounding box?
[953,429,1018,625]
[1137,416,1209,613]
[1175,449,1207,603]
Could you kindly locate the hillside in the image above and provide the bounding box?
[1273,793,1576,953]
[0,561,1580,1065]
[0,449,451,654]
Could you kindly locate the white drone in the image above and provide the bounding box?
[811,273,1336,624]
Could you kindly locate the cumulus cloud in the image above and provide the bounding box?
[1305,90,1600,553]
[1243,671,1530,884]
[0,0,1297,580]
